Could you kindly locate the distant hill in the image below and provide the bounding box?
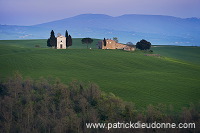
[1,14,200,46]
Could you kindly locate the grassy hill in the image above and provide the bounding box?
[152,46,200,65]
[0,39,200,110]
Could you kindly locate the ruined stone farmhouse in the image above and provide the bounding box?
[97,39,135,51]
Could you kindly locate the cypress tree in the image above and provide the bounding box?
[103,38,106,46]
[65,30,68,47]
[49,30,57,48]
[65,30,68,38]
[47,38,50,47]
[67,35,72,47]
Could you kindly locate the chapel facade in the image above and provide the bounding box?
[57,35,66,49]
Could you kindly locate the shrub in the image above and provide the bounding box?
[35,44,40,48]
[136,39,151,50]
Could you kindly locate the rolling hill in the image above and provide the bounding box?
[0,39,199,110]
[1,14,200,46]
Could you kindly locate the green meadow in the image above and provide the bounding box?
[0,39,200,110]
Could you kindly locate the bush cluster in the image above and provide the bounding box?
[0,74,199,133]
[136,39,151,50]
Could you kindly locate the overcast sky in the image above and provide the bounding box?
[0,0,200,25]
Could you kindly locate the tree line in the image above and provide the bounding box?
[0,74,199,133]
[47,30,72,48]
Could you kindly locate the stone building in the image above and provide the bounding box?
[57,35,66,49]
[97,39,135,51]
[123,45,136,51]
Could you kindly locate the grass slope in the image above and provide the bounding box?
[152,46,200,65]
[0,39,200,110]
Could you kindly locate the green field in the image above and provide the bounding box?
[0,39,200,110]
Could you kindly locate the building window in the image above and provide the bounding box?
[61,40,62,42]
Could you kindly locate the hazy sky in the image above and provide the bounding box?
[0,0,200,25]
